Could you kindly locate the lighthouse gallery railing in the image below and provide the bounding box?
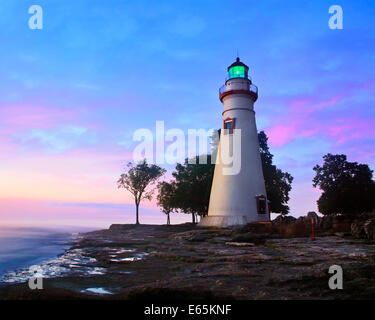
[219,83,258,96]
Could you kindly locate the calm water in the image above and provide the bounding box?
[0,226,90,280]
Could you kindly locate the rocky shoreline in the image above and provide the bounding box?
[1,223,375,300]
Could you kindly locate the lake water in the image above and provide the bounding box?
[0,226,91,281]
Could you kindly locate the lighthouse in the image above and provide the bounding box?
[200,58,270,227]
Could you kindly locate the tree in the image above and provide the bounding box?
[157,181,176,225]
[313,153,375,216]
[117,159,166,224]
[258,131,293,215]
[170,155,215,223]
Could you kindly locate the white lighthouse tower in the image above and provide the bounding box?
[200,58,270,227]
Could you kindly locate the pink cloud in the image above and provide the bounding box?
[0,104,78,132]
[267,124,297,146]
[266,81,375,148]
[0,198,190,228]
[0,146,135,204]
[326,117,375,145]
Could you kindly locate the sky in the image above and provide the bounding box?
[0,0,374,228]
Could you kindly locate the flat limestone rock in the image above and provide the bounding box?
[225,242,255,247]
[3,224,375,300]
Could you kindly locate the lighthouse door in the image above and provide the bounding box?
[256,195,267,214]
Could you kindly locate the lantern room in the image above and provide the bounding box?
[227,57,249,79]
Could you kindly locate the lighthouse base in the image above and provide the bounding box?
[199,215,251,228]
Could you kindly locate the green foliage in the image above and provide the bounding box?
[157,181,176,214]
[313,153,375,216]
[258,131,293,215]
[158,155,214,223]
[173,155,215,221]
[157,181,177,224]
[117,159,166,224]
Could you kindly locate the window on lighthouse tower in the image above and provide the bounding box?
[223,118,235,134]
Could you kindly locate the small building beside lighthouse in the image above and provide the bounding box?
[200,58,270,227]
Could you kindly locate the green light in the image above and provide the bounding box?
[228,66,246,79]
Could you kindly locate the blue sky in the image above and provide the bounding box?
[0,0,374,227]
